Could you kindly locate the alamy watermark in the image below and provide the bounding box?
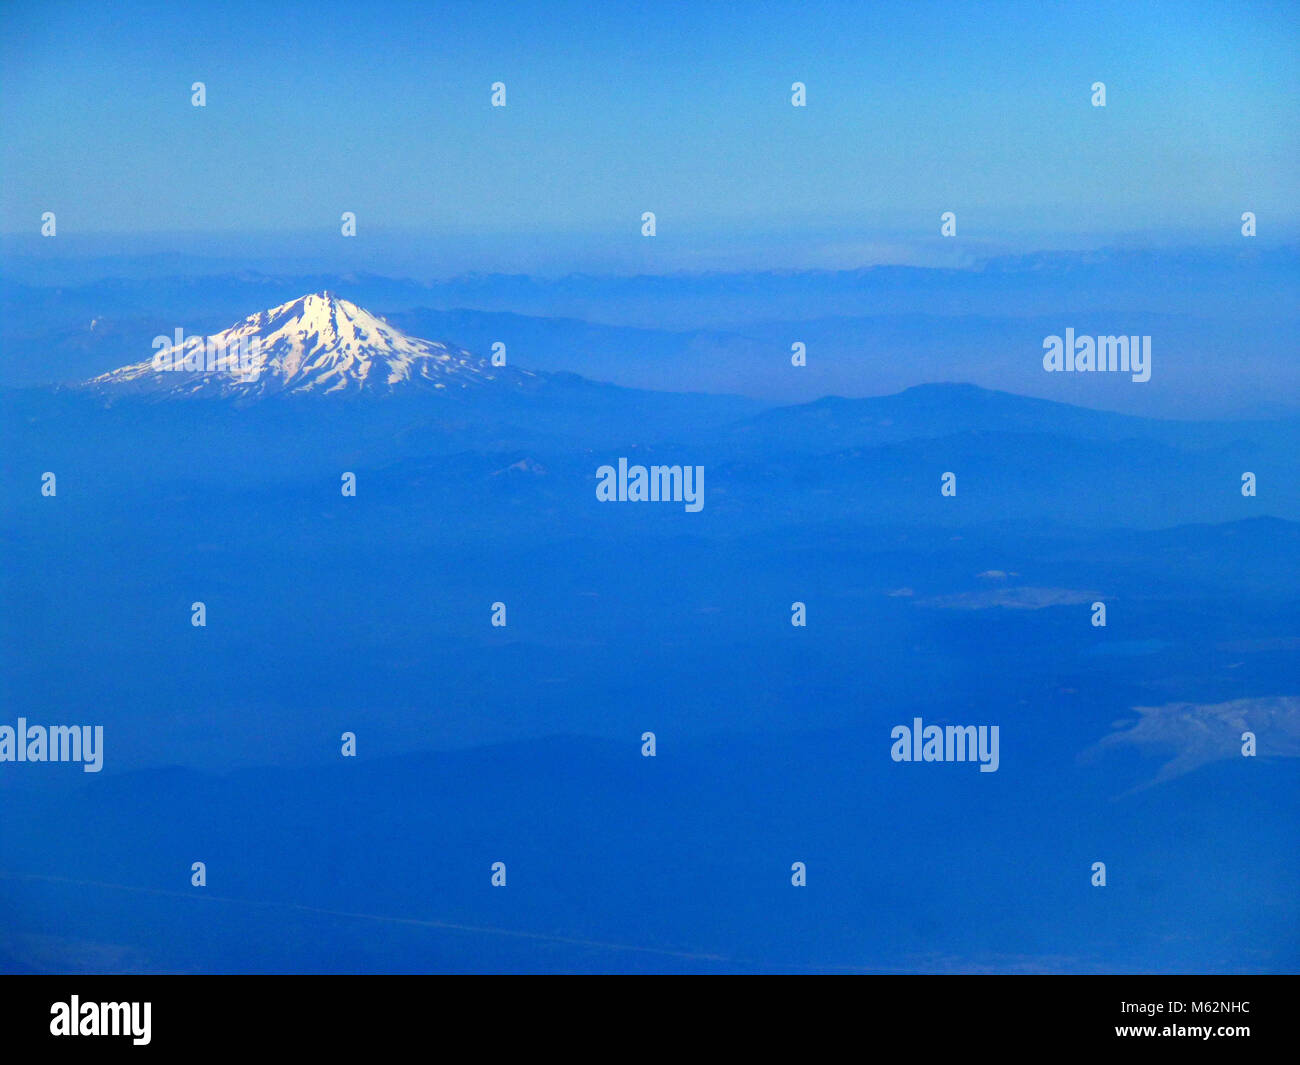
[50,997,150,1045]
[890,717,1000,772]
[1042,328,1151,382]
[0,718,103,772]
[151,328,261,373]
[596,458,704,512]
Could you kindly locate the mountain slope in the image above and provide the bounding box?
[84,291,538,400]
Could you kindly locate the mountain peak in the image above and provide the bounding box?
[86,293,537,401]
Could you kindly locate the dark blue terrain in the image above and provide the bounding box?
[2,367,1296,972]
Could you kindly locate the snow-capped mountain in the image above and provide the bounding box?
[85,292,538,399]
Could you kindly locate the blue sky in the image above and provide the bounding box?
[2,0,1297,271]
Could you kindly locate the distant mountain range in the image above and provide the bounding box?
[4,249,1298,417]
[0,293,1293,529]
